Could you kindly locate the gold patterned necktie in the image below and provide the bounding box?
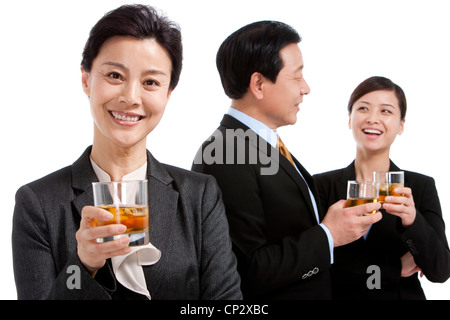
[277,137,295,167]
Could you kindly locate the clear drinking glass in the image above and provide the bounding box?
[373,171,404,203]
[346,180,380,215]
[92,180,149,246]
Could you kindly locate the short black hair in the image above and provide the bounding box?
[81,4,182,90]
[216,21,301,99]
[348,76,407,120]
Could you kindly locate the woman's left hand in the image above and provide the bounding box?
[383,187,416,227]
[400,252,422,278]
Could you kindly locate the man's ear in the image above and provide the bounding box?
[81,67,91,97]
[248,72,264,100]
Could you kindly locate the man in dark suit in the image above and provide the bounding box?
[192,21,382,299]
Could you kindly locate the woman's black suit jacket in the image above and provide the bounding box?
[12,146,242,300]
[313,161,450,299]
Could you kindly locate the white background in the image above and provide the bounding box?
[1,0,449,299]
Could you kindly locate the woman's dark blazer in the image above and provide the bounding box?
[313,160,450,299]
[12,146,242,300]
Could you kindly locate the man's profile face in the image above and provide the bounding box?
[259,43,311,129]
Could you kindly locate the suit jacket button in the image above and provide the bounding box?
[313,267,319,274]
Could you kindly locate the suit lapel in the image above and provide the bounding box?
[281,153,318,220]
[339,161,356,199]
[389,161,401,172]
[71,146,98,216]
[220,114,319,221]
[142,151,179,296]
[72,187,94,218]
[70,146,179,297]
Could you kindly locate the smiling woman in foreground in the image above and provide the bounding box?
[313,76,450,299]
[12,4,241,300]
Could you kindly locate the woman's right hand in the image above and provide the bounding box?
[76,205,131,277]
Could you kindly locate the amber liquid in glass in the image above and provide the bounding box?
[346,198,378,215]
[389,183,404,197]
[378,183,404,203]
[378,184,389,203]
[96,205,149,234]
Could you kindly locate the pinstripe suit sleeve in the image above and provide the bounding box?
[13,184,113,299]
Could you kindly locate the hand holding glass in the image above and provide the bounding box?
[373,171,404,203]
[92,180,149,246]
[346,181,380,215]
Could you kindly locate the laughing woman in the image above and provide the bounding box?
[12,4,241,300]
[313,76,450,299]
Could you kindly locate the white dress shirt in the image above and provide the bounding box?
[90,158,161,298]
